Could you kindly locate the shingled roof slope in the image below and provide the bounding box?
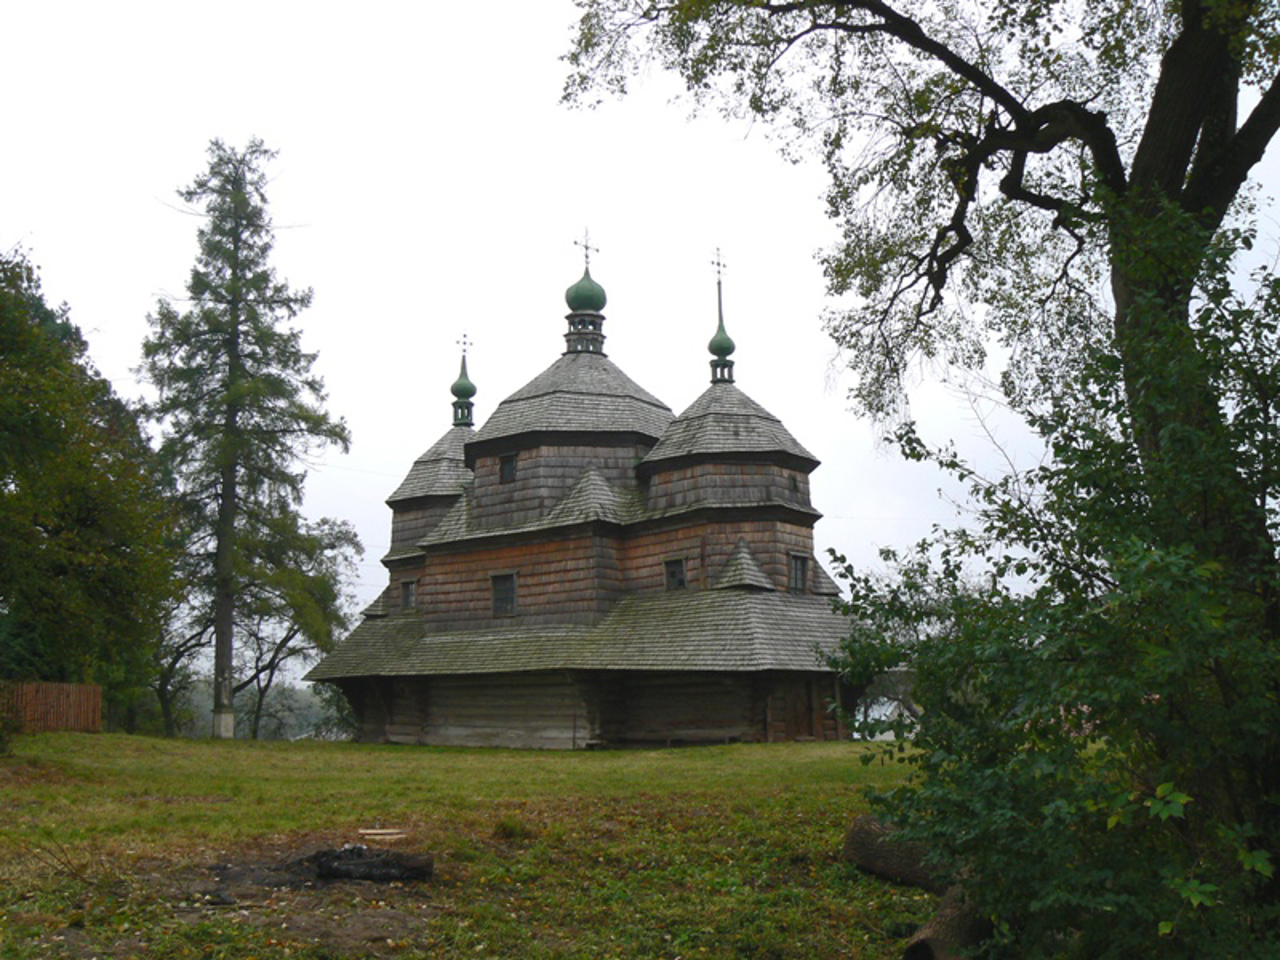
[416,466,814,549]
[305,589,844,681]
[714,539,776,591]
[641,382,817,468]
[387,425,473,504]
[471,352,673,447]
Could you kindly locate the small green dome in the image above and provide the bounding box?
[565,267,607,313]
[451,355,476,400]
[709,315,735,359]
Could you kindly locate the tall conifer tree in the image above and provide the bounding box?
[141,139,351,738]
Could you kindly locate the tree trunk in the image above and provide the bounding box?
[211,221,245,740]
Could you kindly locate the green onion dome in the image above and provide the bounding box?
[565,267,607,313]
[451,355,477,400]
[708,315,736,360]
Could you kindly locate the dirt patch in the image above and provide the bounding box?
[26,837,444,958]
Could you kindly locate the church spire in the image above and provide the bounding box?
[564,230,608,355]
[708,249,735,384]
[451,335,476,427]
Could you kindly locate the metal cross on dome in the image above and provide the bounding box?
[574,229,599,269]
[457,332,472,356]
[711,248,727,280]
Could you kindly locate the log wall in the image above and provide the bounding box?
[342,671,844,748]
[598,672,765,745]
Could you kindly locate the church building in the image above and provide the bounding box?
[306,262,852,747]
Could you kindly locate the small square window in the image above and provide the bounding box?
[492,573,516,616]
[665,558,687,591]
[400,581,416,610]
[499,453,517,484]
[789,555,808,594]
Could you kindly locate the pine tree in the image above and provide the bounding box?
[141,139,352,739]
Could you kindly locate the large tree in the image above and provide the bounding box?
[141,139,353,739]
[568,2,1280,955]
[0,250,175,713]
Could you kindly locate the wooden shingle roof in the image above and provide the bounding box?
[469,352,673,452]
[386,425,474,504]
[640,382,817,470]
[306,588,846,681]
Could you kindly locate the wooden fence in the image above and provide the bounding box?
[0,682,102,733]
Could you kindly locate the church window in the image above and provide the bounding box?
[789,555,808,594]
[492,573,516,616]
[400,580,416,610]
[499,453,517,483]
[665,558,687,591]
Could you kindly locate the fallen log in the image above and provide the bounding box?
[841,815,944,893]
[841,816,989,960]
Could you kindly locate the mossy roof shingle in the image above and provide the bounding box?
[305,588,845,681]
[387,425,474,504]
[470,351,673,447]
[641,382,817,468]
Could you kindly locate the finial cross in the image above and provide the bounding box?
[457,332,472,356]
[711,248,727,281]
[574,228,599,268]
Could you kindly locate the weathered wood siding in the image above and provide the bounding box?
[342,670,843,747]
[597,672,765,745]
[619,518,816,593]
[346,673,595,748]
[421,673,593,748]
[0,682,102,733]
[471,442,651,528]
[765,673,844,742]
[389,497,459,551]
[645,462,811,513]
[413,534,615,628]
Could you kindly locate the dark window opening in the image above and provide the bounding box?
[665,558,687,591]
[789,555,809,594]
[790,474,800,492]
[499,453,517,483]
[400,581,416,610]
[492,573,516,616]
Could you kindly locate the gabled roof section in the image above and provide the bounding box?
[387,425,474,505]
[544,466,645,527]
[812,563,843,597]
[714,539,776,591]
[418,468,646,547]
[306,589,845,681]
[468,352,673,457]
[640,382,817,472]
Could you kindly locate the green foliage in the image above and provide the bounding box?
[0,251,175,708]
[139,139,358,733]
[569,2,1280,956]
[829,268,1280,954]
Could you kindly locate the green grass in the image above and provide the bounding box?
[0,735,930,958]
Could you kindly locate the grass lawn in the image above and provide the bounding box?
[0,734,930,958]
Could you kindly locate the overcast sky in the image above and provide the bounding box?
[5,2,1089,609]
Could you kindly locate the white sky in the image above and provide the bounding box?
[5,1,1059,610]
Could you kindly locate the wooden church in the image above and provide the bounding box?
[306,263,853,747]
